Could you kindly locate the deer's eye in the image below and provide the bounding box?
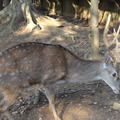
[112,72,117,77]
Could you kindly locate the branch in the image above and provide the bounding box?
[113,0,120,9]
[115,25,120,62]
[103,13,111,49]
[87,0,91,5]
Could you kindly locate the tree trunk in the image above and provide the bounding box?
[3,0,10,7]
[90,0,99,60]
[0,0,3,10]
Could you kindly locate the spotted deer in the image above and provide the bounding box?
[0,42,119,120]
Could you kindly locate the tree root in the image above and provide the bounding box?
[0,0,62,36]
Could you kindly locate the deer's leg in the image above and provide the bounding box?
[44,87,61,120]
[33,89,41,105]
[33,85,46,105]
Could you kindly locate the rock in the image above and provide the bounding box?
[112,102,120,110]
[93,102,97,105]
[39,117,42,120]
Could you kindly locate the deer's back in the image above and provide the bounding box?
[0,42,78,88]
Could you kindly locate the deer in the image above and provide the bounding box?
[0,42,119,120]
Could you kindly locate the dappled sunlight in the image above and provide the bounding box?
[37,16,61,28]
[72,3,79,18]
[63,105,90,120]
[13,92,120,120]
[22,100,92,120]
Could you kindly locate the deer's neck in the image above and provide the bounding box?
[67,59,103,84]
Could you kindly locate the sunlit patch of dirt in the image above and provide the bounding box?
[63,105,91,120]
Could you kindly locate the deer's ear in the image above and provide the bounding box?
[105,52,113,65]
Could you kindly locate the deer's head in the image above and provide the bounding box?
[100,53,119,94]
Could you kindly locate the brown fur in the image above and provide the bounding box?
[0,42,118,120]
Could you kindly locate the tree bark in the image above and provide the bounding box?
[3,0,10,7]
[0,0,3,10]
[90,0,99,60]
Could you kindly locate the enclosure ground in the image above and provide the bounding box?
[0,17,120,120]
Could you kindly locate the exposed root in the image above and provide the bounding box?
[0,12,17,35]
[0,0,62,36]
[0,0,22,35]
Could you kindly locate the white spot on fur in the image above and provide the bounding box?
[37,58,39,60]
[24,57,27,60]
[7,55,11,58]
[19,50,21,53]
[5,63,8,66]
[0,52,2,56]
[13,62,16,66]
[23,49,26,52]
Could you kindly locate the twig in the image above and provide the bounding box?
[87,0,91,5]
[113,0,120,9]
[103,13,111,49]
[115,25,120,62]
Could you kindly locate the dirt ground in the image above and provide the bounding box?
[0,17,120,120]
